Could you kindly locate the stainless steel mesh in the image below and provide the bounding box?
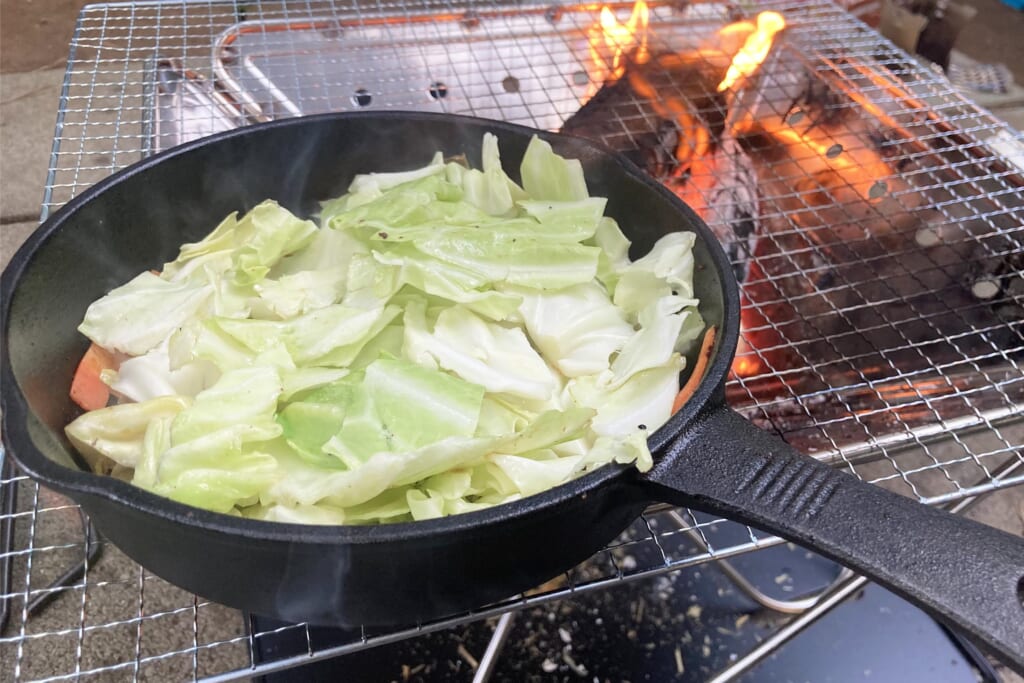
[3,0,1024,680]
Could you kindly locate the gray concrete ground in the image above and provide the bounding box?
[0,69,66,224]
[2,1,1024,681]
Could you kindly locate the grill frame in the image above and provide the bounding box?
[2,0,1024,680]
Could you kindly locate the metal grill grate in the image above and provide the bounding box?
[3,1,1024,680]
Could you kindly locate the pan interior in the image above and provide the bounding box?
[2,112,733,527]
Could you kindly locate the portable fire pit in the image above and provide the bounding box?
[2,1,1023,681]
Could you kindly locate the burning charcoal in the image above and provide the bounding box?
[966,243,1007,301]
[562,53,726,179]
[684,135,761,283]
[726,33,846,140]
[561,74,682,176]
[995,278,1024,321]
[994,304,1024,322]
[562,53,763,284]
[1007,276,1024,302]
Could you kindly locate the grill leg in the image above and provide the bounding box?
[469,504,853,682]
[706,456,1024,682]
[471,611,516,683]
[669,509,855,614]
[24,510,103,616]
[0,452,104,629]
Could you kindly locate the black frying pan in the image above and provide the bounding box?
[2,112,1022,670]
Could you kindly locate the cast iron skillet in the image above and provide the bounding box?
[1,112,1022,669]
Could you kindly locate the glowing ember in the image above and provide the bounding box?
[717,11,786,92]
[587,0,650,85]
[731,262,773,378]
[763,127,894,205]
[731,350,764,378]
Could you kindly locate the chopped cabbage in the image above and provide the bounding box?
[78,272,212,356]
[67,132,704,524]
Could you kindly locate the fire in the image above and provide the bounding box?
[717,11,786,92]
[582,4,791,380]
[587,0,650,85]
[730,260,773,378]
[766,127,895,204]
[586,4,784,95]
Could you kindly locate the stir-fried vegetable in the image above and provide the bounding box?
[66,134,705,524]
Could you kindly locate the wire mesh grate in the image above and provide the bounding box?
[3,0,1024,680]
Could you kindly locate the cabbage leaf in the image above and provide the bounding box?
[69,134,703,523]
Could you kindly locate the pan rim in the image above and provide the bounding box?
[0,110,739,545]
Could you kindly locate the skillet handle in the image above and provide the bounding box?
[642,404,1024,671]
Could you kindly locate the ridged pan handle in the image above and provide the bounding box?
[643,405,1024,671]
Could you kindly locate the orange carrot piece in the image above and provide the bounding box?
[672,326,717,414]
[70,343,117,411]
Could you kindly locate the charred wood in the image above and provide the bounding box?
[562,53,761,284]
[965,240,1024,302]
[561,53,726,177]
[561,72,682,177]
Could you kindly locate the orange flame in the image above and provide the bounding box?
[768,127,894,203]
[731,274,771,379]
[717,11,786,92]
[581,4,791,380]
[587,1,650,85]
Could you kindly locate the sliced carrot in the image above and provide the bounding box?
[70,343,117,411]
[672,326,717,414]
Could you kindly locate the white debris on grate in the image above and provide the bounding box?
[987,129,1024,172]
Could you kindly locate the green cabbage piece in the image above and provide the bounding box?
[346,151,446,195]
[363,357,485,448]
[160,212,239,282]
[78,272,212,356]
[413,231,600,290]
[403,301,560,400]
[515,283,634,377]
[516,197,606,242]
[519,135,589,201]
[613,232,698,313]
[569,359,685,438]
[213,303,399,366]
[488,453,583,498]
[254,268,347,319]
[130,366,284,512]
[161,201,316,286]
[230,203,318,286]
[589,217,631,293]
[104,340,217,402]
[608,295,702,387]
[371,245,523,321]
[65,396,192,469]
[277,375,358,467]
[323,357,485,464]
